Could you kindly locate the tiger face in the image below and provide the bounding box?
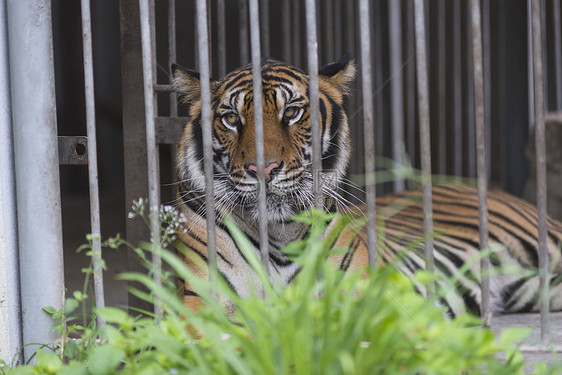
[172,56,355,223]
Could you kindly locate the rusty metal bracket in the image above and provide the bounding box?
[58,136,88,165]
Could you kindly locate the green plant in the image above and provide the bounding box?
[3,204,561,374]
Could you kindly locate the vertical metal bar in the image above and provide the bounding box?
[530,0,550,344]
[249,0,270,274]
[168,0,178,117]
[0,0,22,362]
[470,0,491,326]
[196,0,218,288]
[217,0,227,77]
[413,0,435,297]
[334,0,342,59]
[406,0,416,171]
[466,2,476,178]
[482,0,492,181]
[120,0,152,313]
[239,0,249,65]
[359,0,377,268]
[553,0,562,110]
[389,0,405,191]
[139,0,162,317]
[305,0,322,209]
[540,0,548,110]
[281,0,291,62]
[292,0,301,67]
[7,0,64,360]
[260,0,270,57]
[453,0,462,176]
[373,0,384,191]
[80,0,105,325]
[324,0,334,62]
[437,0,446,176]
[528,0,535,135]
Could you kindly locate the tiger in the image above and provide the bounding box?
[171,55,562,318]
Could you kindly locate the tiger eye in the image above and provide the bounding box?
[223,113,239,126]
[284,107,297,119]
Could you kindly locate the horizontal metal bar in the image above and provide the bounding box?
[154,83,174,92]
[58,136,88,165]
[155,117,187,144]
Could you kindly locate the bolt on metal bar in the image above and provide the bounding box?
[248,0,270,275]
[413,0,435,297]
[305,0,322,210]
[453,0,463,176]
[217,0,227,77]
[7,0,64,361]
[553,0,562,110]
[80,0,106,325]
[530,0,550,344]
[139,0,162,317]
[195,0,218,289]
[239,0,249,65]
[437,0,446,177]
[359,0,377,268]
[470,0,491,327]
[389,0,405,191]
[168,0,177,117]
[0,0,22,361]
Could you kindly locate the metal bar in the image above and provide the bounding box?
[292,0,301,67]
[239,0,249,65]
[413,0,435,297]
[305,0,322,209]
[120,0,152,313]
[281,0,291,62]
[389,0,405,191]
[528,0,535,135]
[168,0,177,117]
[0,0,22,362]
[470,0,491,326]
[406,0,416,172]
[324,0,334,62]
[196,0,218,288]
[453,0,462,176]
[541,0,548,110]
[249,0,270,275]
[359,0,377,268]
[466,2,476,178]
[81,0,105,327]
[482,0,492,181]
[7,0,64,360]
[260,0,270,57]
[373,0,384,194]
[530,0,550,344]
[334,0,342,59]
[139,0,162,317]
[217,0,226,77]
[554,0,562,110]
[437,0,446,176]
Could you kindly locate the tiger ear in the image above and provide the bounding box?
[172,64,217,105]
[318,54,356,95]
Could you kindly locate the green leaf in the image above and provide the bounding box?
[499,326,533,347]
[58,361,88,375]
[87,345,125,375]
[95,307,129,325]
[63,298,79,315]
[42,306,57,316]
[35,349,62,374]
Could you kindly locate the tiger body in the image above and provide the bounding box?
[172,57,562,317]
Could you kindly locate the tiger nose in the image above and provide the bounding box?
[248,161,280,182]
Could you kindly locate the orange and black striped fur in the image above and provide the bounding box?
[172,56,562,317]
